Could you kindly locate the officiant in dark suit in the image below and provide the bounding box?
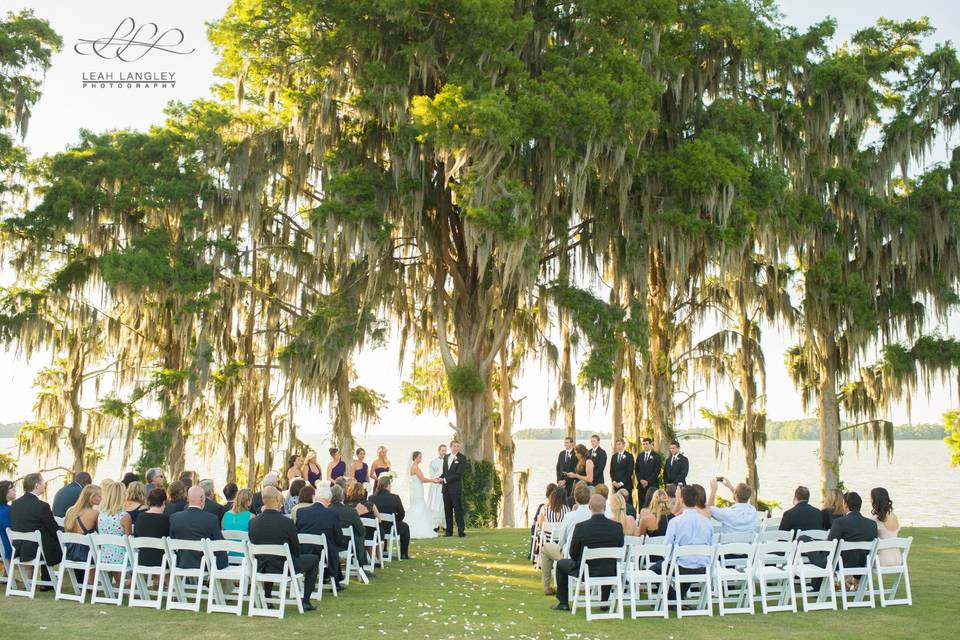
[609,438,635,503]
[555,437,577,498]
[634,438,663,507]
[441,440,467,537]
[588,434,607,486]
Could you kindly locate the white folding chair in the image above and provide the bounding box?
[360,517,383,570]
[127,536,168,609]
[165,538,208,612]
[205,539,249,615]
[643,535,666,544]
[753,540,797,613]
[835,540,878,609]
[298,533,336,598]
[55,530,94,602]
[247,543,305,619]
[714,542,755,615]
[757,529,793,543]
[570,546,626,620]
[90,533,131,605]
[339,526,368,585]
[379,513,401,562]
[874,537,912,606]
[719,531,755,545]
[222,530,249,566]
[793,539,837,611]
[763,516,783,531]
[625,542,671,618]
[670,544,715,617]
[797,529,828,541]
[4,529,55,598]
[54,516,65,528]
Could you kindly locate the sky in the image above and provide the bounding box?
[0,0,957,437]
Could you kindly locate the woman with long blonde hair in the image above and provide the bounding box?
[97,481,132,566]
[638,489,671,537]
[123,481,148,525]
[371,446,391,481]
[64,484,101,563]
[609,492,637,535]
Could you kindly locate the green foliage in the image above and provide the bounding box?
[446,365,486,396]
[945,410,960,468]
[461,458,501,528]
[132,416,175,479]
[399,359,453,415]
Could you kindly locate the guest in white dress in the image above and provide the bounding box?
[406,451,440,539]
[428,444,447,527]
[870,487,901,566]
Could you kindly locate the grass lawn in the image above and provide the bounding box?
[0,527,956,639]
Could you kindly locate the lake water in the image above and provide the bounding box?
[2,436,957,527]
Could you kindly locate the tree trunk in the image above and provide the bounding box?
[260,329,276,475]
[67,344,86,476]
[225,401,237,484]
[646,245,674,456]
[333,360,355,456]
[612,344,625,443]
[244,249,259,489]
[817,333,842,501]
[560,313,576,439]
[496,346,516,527]
[452,390,492,461]
[737,306,759,505]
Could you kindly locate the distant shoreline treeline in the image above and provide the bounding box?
[514,419,947,441]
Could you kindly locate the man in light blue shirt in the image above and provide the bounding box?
[663,485,714,599]
[708,477,757,534]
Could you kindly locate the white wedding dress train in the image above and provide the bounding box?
[407,470,438,539]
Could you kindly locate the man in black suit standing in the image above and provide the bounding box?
[609,438,635,504]
[9,473,63,578]
[555,437,577,499]
[369,476,411,559]
[663,440,689,486]
[248,486,320,611]
[780,486,824,537]
[52,471,92,519]
[296,493,348,584]
[634,438,663,507]
[828,492,879,568]
[169,485,228,569]
[588,434,607,486]
[550,494,625,611]
[441,440,467,537]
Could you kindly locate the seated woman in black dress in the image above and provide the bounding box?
[134,488,170,566]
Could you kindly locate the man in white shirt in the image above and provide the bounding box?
[539,483,592,595]
[707,477,757,534]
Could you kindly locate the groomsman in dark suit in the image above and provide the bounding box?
[555,437,577,498]
[634,438,663,507]
[663,440,689,486]
[609,438,635,503]
[588,434,607,486]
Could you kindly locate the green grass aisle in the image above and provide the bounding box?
[0,528,956,639]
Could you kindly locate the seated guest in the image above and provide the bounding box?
[133,488,170,566]
[248,486,320,611]
[63,484,102,562]
[346,483,380,544]
[369,476,411,559]
[328,484,368,567]
[121,472,140,487]
[592,483,613,518]
[295,487,347,585]
[124,481,149,526]
[692,484,712,519]
[617,489,636,519]
[637,489,671,537]
[662,485,713,599]
[537,483,569,528]
[531,483,557,534]
[821,488,845,530]
[222,482,238,513]
[52,471,92,518]
[780,486,823,537]
[551,493,624,611]
[162,481,188,517]
[291,485,315,523]
[665,483,682,517]
[869,487,901,566]
[707,477,757,534]
[179,470,197,489]
[10,473,63,571]
[144,468,166,494]
[251,472,279,515]
[97,481,133,566]
[284,479,306,514]
[0,480,14,561]
[222,488,254,533]
[539,483,593,595]
[827,492,879,568]
[169,486,227,569]
[200,479,227,521]
[609,492,637,535]
[315,481,333,507]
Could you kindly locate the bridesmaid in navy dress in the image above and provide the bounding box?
[327,447,347,481]
[371,446,391,482]
[352,447,369,484]
[305,451,323,486]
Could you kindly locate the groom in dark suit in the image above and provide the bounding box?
[555,437,577,499]
[441,440,467,537]
[634,438,663,507]
[589,434,607,486]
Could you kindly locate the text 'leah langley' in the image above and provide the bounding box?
[82,71,176,88]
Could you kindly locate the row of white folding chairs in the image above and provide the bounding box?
[569,535,912,621]
[2,528,347,619]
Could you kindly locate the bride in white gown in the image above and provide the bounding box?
[407,451,439,539]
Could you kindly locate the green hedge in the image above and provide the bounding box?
[462,459,502,527]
